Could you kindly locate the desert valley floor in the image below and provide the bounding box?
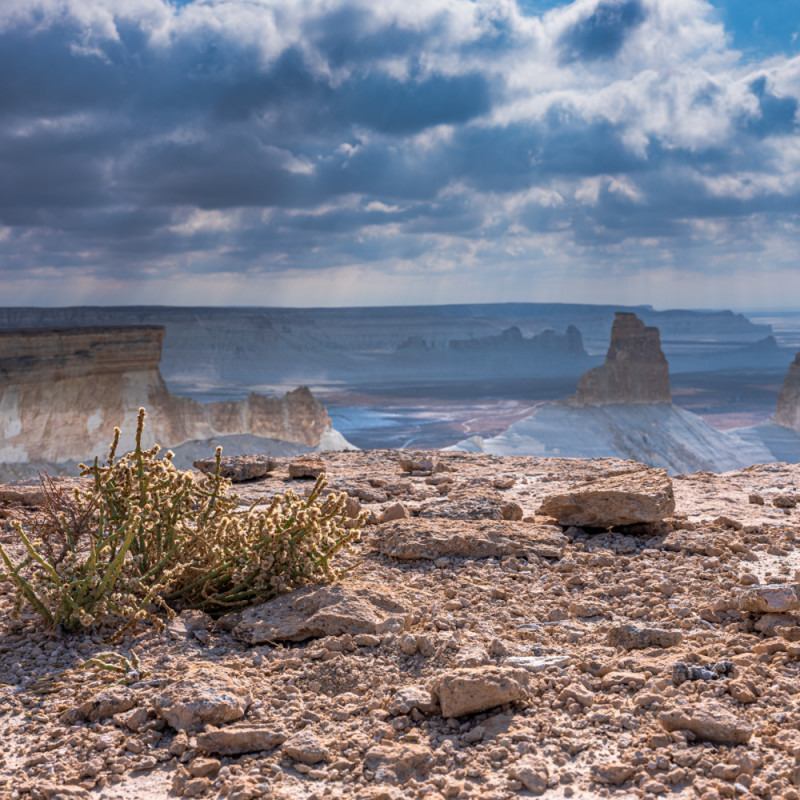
[2,450,800,800]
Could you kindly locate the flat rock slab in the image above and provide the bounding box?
[660,703,753,745]
[193,455,276,482]
[378,519,566,561]
[153,668,251,732]
[288,457,326,478]
[418,489,522,521]
[197,727,286,755]
[607,624,682,650]
[738,584,800,613]
[537,467,675,528]
[431,666,530,718]
[234,583,410,644]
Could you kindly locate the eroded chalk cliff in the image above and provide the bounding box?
[0,326,331,464]
[568,311,671,406]
[775,352,800,431]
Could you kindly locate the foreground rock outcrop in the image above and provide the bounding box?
[775,351,800,431]
[3,450,800,800]
[0,326,333,465]
[569,311,671,406]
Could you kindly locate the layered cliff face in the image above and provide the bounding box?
[568,312,671,406]
[774,352,800,431]
[0,326,331,464]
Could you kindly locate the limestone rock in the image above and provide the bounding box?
[737,584,800,613]
[389,687,438,716]
[431,667,529,718]
[775,352,800,431]
[193,454,276,482]
[378,519,566,561]
[197,727,286,755]
[282,729,328,764]
[606,624,682,650]
[380,502,408,523]
[234,583,409,644]
[538,467,675,527]
[418,489,522,521]
[659,703,753,745]
[568,312,671,406]
[153,668,251,731]
[76,687,138,721]
[510,757,549,794]
[363,743,432,784]
[288,457,326,479]
[592,763,635,786]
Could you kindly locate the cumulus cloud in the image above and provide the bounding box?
[0,0,798,305]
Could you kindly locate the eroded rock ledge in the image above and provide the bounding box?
[0,325,331,464]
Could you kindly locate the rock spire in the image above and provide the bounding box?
[568,312,671,406]
[774,352,800,431]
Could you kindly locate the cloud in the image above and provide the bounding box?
[0,0,798,307]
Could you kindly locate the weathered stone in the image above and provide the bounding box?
[431,667,529,718]
[558,683,594,708]
[398,456,434,474]
[773,493,798,509]
[234,583,409,644]
[538,467,675,527]
[659,703,753,745]
[737,584,800,613]
[288,457,326,478]
[196,727,286,755]
[153,668,251,731]
[378,519,565,561]
[389,686,438,716]
[418,489,522,521]
[76,687,138,721]
[187,759,222,778]
[363,743,432,784]
[606,624,682,650]
[592,763,635,786]
[510,757,549,794]
[505,655,570,672]
[193,454,276,482]
[568,312,671,406]
[282,729,328,764]
[380,502,408,523]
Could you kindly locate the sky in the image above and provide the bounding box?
[1,0,799,310]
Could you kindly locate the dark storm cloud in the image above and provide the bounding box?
[0,0,799,296]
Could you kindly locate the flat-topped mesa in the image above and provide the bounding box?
[568,312,671,406]
[0,326,331,464]
[774,352,800,431]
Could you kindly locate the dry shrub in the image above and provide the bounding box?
[0,408,364,631]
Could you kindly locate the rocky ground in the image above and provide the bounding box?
[1,451,800,800]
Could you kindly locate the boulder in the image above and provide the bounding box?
[288,457,326,479]
[737,584,800,614]
[538,468,675,528]
[431,666,529,718]
[193,454,276,482]
[282,730,328,764]
[606,624,682,650]
[153,668,251,731]
[363,743,432,784]
[659,703,753,745]
[234,583,409,644]
[378,519,566,561]
[418,489,522,521]
[196,727,286,755]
